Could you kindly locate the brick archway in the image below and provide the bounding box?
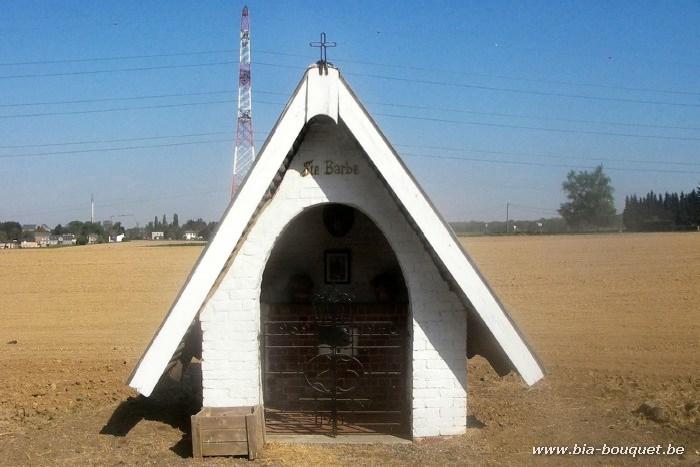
[260,204,411,436]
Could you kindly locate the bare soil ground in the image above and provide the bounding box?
[0,234,698,465]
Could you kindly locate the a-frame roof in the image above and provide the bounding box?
[129,64,544,397]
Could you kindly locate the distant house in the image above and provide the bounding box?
[20,241,38,248]
[22,224,36,232]
[183,231,198,241]
[87,233,98,244]
[109,233,126,243]
[48,236,59,246]
[33,231,50,247]
[59,234,76,245]
[151,231,165,240]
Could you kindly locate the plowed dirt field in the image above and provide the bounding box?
[0,233,697,465]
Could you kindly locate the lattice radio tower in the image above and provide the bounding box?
[232,6,254,197]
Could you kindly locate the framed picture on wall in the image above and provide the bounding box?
[324,249,351,284]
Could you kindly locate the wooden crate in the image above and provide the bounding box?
[191,405,265,459]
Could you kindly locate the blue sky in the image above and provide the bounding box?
[1,1,699,226]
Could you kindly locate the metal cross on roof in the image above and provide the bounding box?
[309,32,336,65]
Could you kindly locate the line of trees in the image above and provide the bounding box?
[57,220,127,244]
[60,221,106,244]
[623,189,700,231]
[2,214,218,245]
[0,220,124,245]
[140,213,218,240]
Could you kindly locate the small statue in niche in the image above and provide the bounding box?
[287,273,314,304]
[370,271,406,303]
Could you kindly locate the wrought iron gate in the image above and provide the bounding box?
[263,295,408,436]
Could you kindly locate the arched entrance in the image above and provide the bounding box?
[260,203,410,436]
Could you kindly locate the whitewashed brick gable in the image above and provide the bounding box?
[199,120,467,437]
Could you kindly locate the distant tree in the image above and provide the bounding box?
[154,216,159,228]
[167,213,182,239]
[199,221,219,240]
[126,226,144,240]
[162,213,167,226]
[63,220,106,243]
[52,224,65,235]
[182,218,208,236]
[0,221,22,242]
[558,165,616,229]
[67,220,83,234]
[111,221,125,235]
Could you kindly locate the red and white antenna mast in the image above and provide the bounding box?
[232,6,254,197]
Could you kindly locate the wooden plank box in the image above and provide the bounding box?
[191,406,265,460]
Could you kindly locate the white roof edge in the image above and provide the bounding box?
[337,78,543,385]
[128,69,327,396]
[128,65,542,396]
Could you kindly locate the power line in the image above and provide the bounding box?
[0,98,284,119]
[0,131,231,149]
[3,188,228,220]
[0,49,236,67]
[255,49,700,97]
[0,60,237,79]
[332,56,700,97]
[3,46,699,97]
[4,86,698,133]
[4,56,699,109]
[0,133,689,167]
[0,130,268,150]
[0,98,231,118]
[402,152,700,175]
[367,101,700,132]
[0,90,231,108]
[1,127,698,169]
[375,112,700,142]
[4,97,699,143]
[344,71,700,109]
[4,86,697,133]
[393,143,700,168]
[1,135,698,176]
[0,139,232,159]
[0,60,297,80]
[0,89,287,108]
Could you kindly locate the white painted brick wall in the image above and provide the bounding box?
[200,119,467,438]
